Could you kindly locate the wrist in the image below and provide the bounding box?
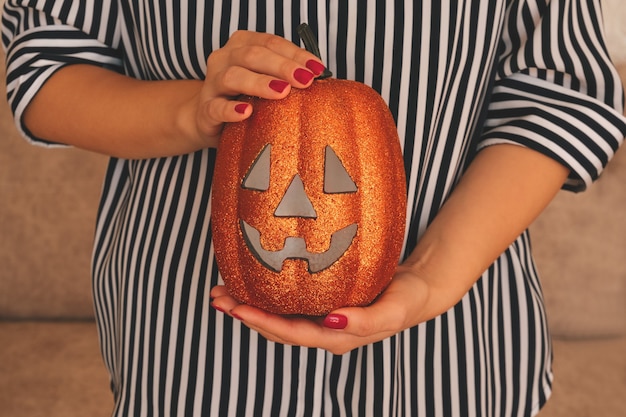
[399,231,481,323]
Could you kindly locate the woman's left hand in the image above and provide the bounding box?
[210,144,572,355]
[209,267,430,355]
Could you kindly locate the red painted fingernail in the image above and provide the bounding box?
[269,79,289,93]
[234,103,248,114]
[305,59,326,76]
[293,68,314,85]
[211,302,226,314]
[230,310,244,321]
[323,314,348,329]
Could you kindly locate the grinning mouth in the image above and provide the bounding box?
[240,220,358,273]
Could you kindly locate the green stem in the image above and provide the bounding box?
[297,23,333,79]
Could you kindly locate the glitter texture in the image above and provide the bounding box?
[211,79,406,316]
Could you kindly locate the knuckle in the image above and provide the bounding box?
[329,346,350,356]
[279,60,297,78]
[262,34,284,51]
[219,66,241,88]
[353,319,376,337]
[294,47,314,63]
[228,30,247,44]
[382,314,408,338]
[206,48,227,71]
[238,45,265,66]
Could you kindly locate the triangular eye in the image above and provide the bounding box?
[242,144,271,191]
[324,146,357,194]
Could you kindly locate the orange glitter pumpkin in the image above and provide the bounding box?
[211,26,406,316]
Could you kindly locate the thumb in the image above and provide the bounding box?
[322,298,404,339]
[322,271,430,337]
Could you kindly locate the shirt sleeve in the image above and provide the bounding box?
[479,0,626,192]
[2,0,124,146]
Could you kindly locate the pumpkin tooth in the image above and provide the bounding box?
[241,220,357,274]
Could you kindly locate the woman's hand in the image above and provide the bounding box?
[23,31,325,158]
[210,144,570,355]
[194,30,326,146]
[210,266,431,356]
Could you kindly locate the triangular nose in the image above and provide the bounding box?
[274,174,317,218]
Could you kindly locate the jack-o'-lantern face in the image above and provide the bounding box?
[240,144,358,273]
[211,79,406,316]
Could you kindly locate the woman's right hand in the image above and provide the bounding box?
[193,30,327,148]
[23,31,325,159]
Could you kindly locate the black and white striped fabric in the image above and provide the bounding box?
[3,1,625,416]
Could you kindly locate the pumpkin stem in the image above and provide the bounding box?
[297,23,333,79]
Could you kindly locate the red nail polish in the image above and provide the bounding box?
[230,310,244,321]
[211,302,226,314]
[323,314,348,329]
[305,59,326,76]
[269,79,289,93]
[293,68,314,85]
[234,103,248,114]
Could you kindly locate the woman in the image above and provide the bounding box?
[3,1,625,415]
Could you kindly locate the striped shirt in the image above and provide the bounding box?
[3,1,625,416]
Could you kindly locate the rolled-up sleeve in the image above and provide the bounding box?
[2,0,124,146]
[480,0,626,192]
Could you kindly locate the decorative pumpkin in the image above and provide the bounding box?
[211,25,406,316]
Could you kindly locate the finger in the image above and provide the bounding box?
[195,97,252,139]
[230,305,327,346]
[325,304,401,340]
[226,30,322,66]
[206,32,324,97]
[209,285,230,299]
[208,97,253,120]
[208,65,295,99]
[230,306,367,354]
[327,273,428,338]
[228,305,377,354]
[244,323,297,347]
[225,44,321,86]
[245,318,366,355]
[210,293,241,317]
[211,299,299,346]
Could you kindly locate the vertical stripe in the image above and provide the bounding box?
[3,0,625,416]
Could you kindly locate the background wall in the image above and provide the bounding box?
[603,0,626,64]
[530,0,626,339]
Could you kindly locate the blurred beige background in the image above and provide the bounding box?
[603,0,626,63]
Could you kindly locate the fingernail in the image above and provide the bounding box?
[234,103,249,114]
[269,79,289,93]
[211,302,226,314]
[305,59,326,76]
[323,314,348,329]
[293,68,314,85]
